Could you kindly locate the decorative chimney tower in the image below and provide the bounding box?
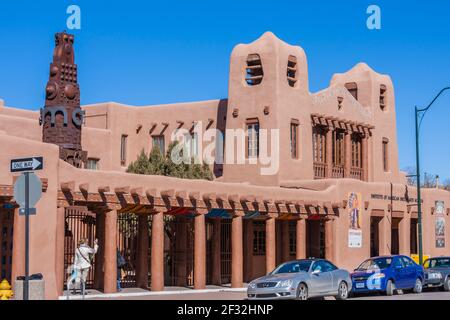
[40,32,87,168]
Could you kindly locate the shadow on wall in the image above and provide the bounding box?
[213,99,228,178]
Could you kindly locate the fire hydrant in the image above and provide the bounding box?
[0,279,13,300]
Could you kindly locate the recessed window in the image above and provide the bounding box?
[120,135,127,166]
[382,137,389,172]
[152,135,165,154]
[380,84,387,110]
[332,129,345,166]
[351,133,362,168]
[183,132,199,159]
[252,221,266,255]
[245,54,263,86]
[345,82,358,100]
[85,158,99,170]
[312,125,326,163]
[287,55,298,87]
[290,120,299,158]
[246,119,259,158]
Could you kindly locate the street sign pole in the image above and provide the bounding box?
[24,172,30,301]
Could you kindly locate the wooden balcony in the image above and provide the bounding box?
[350,167,364,180]
[313,162,327,179]
[331,165,345,178]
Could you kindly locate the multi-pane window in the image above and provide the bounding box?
[247,120,259,158]
[312,125,326,163]
[380,84,387,110]
[382,138,389,171]
[351,133,362,168]
[120,135,127,166]
[184,132,199,159]
[152,135,165,154]
[332,129,345,166]
[345,82,358,100]
[290,120,299,159]
[252,221,266,255]
[85,158,99,170]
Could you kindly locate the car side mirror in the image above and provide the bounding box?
[312,269,320,275]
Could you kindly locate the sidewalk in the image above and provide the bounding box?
[59,284,248,300]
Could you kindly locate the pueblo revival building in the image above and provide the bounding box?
[0,31,449,299]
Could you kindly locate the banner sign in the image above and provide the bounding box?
[435,200,445,248]
[348,192,362,248]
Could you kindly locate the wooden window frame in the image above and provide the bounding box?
[332,129,345,166]
[382,137,389,172]
[85,158,99,170]
[290,119,299,159]
[120,134,128,166]
[246,118,260,159]
[351,133,363,168]
[312,125,327,163]
[152,134,165,155]
[345,82,358,101]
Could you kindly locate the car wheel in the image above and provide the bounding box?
[335,281,349,300]
[296,283,308,300]
[413,278,423,294]
[444,277,450,292]
[386,280,395,296]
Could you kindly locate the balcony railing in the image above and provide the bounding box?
[350,167,364,180]
[332,165,345,178]
[313,162,327,179]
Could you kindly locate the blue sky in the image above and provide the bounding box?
[1,0,450,179]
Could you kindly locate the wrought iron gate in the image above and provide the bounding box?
[117,213,139,288]
[0,208,14,282]
[220,220,231,284]
[168,216,194,287]
[64,206,96,288]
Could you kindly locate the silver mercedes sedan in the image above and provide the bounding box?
[247,258,352,300]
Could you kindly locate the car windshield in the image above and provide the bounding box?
[356,257,392,271]
[429,258,450,268]
[271,260,312,274]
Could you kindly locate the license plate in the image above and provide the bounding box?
[355,282,365,289]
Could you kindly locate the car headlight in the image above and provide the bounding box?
[248,282,257,289]
[278,279,293,287]
[427,272,442,279]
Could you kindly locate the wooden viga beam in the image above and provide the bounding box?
[114,186,130,194]
[60,181,75,192]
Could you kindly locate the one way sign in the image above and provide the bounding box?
[10,157,44,172]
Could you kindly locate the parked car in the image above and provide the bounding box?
[423,256,450,291]
[247,258,352,300]
[351,255,424,296]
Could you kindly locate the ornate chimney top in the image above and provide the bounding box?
[40,32,87,168]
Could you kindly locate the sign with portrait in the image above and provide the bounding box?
[435,200,445,248]
[348,192,363,248]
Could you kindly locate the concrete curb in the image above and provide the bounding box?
[58,287,247,300]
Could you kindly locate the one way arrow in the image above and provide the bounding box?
[10,156,44,172]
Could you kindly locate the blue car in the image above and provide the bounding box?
[351,255,424,296]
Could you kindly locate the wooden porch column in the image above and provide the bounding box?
[151,211,164,291]
[211,218,221,285]
[243,219,254,282]
[326,128,333,178]
[378,214,392,255]
[94,211,105,289]
[399,216,410,256]
[265,217,276,273]
[136,214,149,288]
[296,218,306,259]
[194,213,206,289]
[344,131,352,178]
[103,208,117,293]
[325,217,337,264]
[363,135,369,181]
[55,206,66,296]
[281,221,290,262]
[231,214,243,288]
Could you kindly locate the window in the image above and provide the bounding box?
[252,221,266,255]
[245,54,263,86]
[85,158,99,170]
[380,84,387,110]
[345,82,358,100]
[351,133,362,168]
[287,55,298,87]
[290,120,299,158]
[312,125,326,163]
[332,129,345,166]
[382,138,389,171]
[152,135,165,154]
[246,119,259,158]
[120,135,127,166]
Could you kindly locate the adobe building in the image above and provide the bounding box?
[0,31,449,299]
